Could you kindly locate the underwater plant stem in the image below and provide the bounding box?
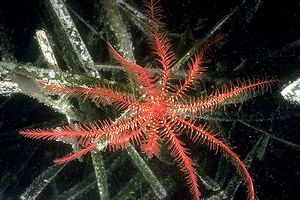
[91,151,109,200]
[127,144,167,199]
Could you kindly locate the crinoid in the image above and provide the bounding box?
[20,0,276,199]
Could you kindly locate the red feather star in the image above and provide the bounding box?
[19,0,276,199]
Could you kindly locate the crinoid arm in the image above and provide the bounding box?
[19,123,102,143]
[140,128,161,159]
[54,143,97,164]
[38,81,134,110]
[161,117,200,200]
[106,128,143,152]
[170,113,255,200]
[174,76,276,115]
[170,52,205,100]
[20,117,142,164]
[19,123,101,164]
[107,42,155,92]
[145,0,176,91]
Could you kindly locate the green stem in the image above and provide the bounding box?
[91,151,109,200]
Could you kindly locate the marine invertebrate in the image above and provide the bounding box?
[19,0,276,199]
